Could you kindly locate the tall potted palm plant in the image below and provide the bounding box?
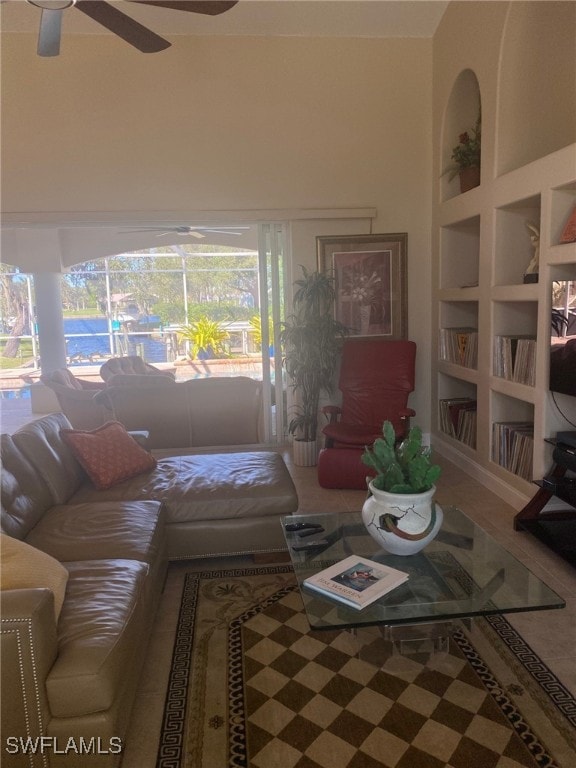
[280,266,349,466]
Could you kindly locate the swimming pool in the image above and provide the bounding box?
[0,386,31,399]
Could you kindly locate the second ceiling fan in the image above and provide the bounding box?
[121,225,250,238]
[28,0,238,57]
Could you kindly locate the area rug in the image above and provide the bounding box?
[156,565,576,768]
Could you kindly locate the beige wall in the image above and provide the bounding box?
[433,1,575,184]
[2,35,432,214]
[1,32,434,425]
[3,2,574,433]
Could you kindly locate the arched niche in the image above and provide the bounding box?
[441,69,482,202]
[497,1,576,176]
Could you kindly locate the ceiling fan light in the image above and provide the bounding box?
[28,1,76,10]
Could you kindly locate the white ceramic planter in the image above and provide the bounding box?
[361,482,443,555]
[292,438,318,467]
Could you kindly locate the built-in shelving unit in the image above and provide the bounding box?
[433,58,576,508]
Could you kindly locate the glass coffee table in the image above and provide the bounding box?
[282,508,564,654]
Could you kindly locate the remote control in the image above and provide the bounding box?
[297,527,325,538]
[285,522,323,532]
[292,539,329,551]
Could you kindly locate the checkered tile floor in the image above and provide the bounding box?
[241,590,549,768]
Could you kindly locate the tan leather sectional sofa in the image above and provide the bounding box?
[1,417,167,767]
[0,411,298,766]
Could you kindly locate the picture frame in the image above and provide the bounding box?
[317,233,408,338]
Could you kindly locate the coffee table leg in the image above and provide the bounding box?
[348,621,458,665]
[385,622,453,656]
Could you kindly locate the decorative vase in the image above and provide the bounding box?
[459,166,480,193]
[292,438,318,467]
[359,304,371,335]
[361,482,443,555]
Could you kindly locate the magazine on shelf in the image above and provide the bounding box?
[303,555,409,610]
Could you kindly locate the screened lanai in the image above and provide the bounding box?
[0,223,289,442]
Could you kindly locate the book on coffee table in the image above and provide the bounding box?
[303,555,409,610]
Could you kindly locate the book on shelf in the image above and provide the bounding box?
[492,421,534,481]
[439,397,477,447]
[493,335,536,386]
[303,554,409,610]
[439,327,478,368]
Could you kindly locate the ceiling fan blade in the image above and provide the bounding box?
[37,7,63,57]
[75,0,171,53]
[199,229,245,235]
[130,1,238,15]
[120,228,205,238]
[156,231,205,238]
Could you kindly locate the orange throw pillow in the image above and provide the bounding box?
[61,421,156,489]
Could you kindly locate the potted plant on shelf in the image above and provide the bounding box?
[443,110,481,193]
[360,421,443,555]
[280,266,349,466]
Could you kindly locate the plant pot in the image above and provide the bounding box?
[459,166,480,193]
[292,438,319,467]
[361,482,443,555]
[523,272,539,284]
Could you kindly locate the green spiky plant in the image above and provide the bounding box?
[362,421,442,493]
[249,313,274,351]
[178,316,229,359]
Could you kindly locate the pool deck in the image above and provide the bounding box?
[0,364,105,391]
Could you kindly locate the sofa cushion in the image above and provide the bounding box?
[61,421,157,489]
[0,534,68,620]
[95,375,263,449]
[46,559,149,718]
[11,412,85,504]
[1,433,55,538]
[25,500,165,565]
[182,377,263,446]
[96,384,192,448]
[45,368,84,390]
[100,355,175,381]
[102,373,176,388]
[68,451,299,522]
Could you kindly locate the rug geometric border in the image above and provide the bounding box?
[156,565,291,767]
[155,564,576,768]
[483,613,576,728]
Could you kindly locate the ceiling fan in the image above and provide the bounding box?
[27,0,239,57]
[121,225,250,238]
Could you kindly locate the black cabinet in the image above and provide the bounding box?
[513,442,576,567]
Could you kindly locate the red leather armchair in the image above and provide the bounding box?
[317,338,416,489]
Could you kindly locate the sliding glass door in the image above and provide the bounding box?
[258,222,287,443]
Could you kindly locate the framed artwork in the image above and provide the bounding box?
[317,233,408,338]
[559,204,576,244]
